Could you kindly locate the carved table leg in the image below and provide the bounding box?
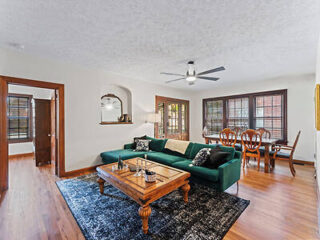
[181,183,191,203]
[97,178,105,194]
[139,205,152,234]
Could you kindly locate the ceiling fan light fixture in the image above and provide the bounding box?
[186,76,196,82]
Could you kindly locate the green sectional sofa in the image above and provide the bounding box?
[100,136,241,192]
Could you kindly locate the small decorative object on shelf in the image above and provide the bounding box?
[117,155,123,170]
[145,170,157,182]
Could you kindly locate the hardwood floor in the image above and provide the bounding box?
[0,156,318,240]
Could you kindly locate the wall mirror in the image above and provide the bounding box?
[101,94,123,123]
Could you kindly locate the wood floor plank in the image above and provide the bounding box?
[0,156,318,240]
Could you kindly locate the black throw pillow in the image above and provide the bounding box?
[203,146,231,169]
[132,135,147,149]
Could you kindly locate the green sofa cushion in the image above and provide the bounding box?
[146,136,167,152]
[172,160,219,182]
[189,143,235,161]
[100,149,148,164]
[146,152,186,166]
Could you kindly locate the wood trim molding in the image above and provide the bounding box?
[0,75,66,194]
[292,159,314,166]
[9,152,34,160]
[64,164,104,177]
[274,158,314,166]
[0,78,8,191]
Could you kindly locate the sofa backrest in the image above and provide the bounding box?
[146,136,167,152]
[189,143,235,161]
[144,136,236,161]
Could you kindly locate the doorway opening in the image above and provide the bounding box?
[155,96,190,140]
[0,76,65,192]
[8,85,56,168]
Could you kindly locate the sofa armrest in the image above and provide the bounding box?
[124,143,134,149]
[234,151,242,160]
[218,158,241,192]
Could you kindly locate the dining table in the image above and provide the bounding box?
[204,134,280,173]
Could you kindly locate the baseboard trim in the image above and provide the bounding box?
[293,159,314,166]
[275,158,314,166]
[9,152,34,160]
[64,164,104,177]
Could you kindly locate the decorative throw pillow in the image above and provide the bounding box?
[203,147,231,169]
[135,139,151,151]
[132,135,147,149]
[192,148,211,166]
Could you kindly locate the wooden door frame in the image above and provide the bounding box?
[0,75,65,192]
[155,96,190,140]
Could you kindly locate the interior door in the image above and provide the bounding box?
[34,99,51,166]
[155,96,189,140]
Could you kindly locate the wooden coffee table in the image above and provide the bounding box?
[96,158,191,234]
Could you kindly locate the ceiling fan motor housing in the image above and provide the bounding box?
[187,61,196,76]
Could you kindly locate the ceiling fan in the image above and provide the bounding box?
[161,61,225,85]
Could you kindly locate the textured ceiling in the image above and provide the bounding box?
[0,0,319,90]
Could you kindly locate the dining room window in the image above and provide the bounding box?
[226,97,249,130]
[254,94,284,139]
[204,99,223,134]
[203,89,287,142]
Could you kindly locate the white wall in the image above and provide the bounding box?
[190,74,316,162]
[0,48,193,171]
[9,84,53,99]
[8,85,54,155]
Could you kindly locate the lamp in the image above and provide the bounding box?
[146,112,162,123]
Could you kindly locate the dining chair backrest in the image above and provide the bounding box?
[241,129,262,152]
[290,131,301,158]
[219,128,237,147]
[256,128,271,139]
[233,127,246,136]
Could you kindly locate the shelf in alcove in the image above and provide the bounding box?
[100,122,133,125]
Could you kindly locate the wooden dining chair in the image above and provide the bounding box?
[256,128,271,155]
[241,129,262,170]
[269,131,301,176]
[232,127,244,151]
[219,128,237,147]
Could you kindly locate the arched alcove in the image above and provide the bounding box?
[100,84,133,124]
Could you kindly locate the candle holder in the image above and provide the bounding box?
[134,158,141,177]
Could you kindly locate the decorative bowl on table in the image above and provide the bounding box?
[144,170,157,182]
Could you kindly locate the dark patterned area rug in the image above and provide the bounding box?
[56,173,249,240]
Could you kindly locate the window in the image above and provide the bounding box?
[204,100,223,134]
[167,103,179,134]
[7,94,32,142]
[203,90,287,142]
[227,98,249,130]
[254,95,284,139]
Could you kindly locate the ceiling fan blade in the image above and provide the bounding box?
[160,72,185,77]
[165,78,185,83]
[197,66,225,76]
[197,76,219,81]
